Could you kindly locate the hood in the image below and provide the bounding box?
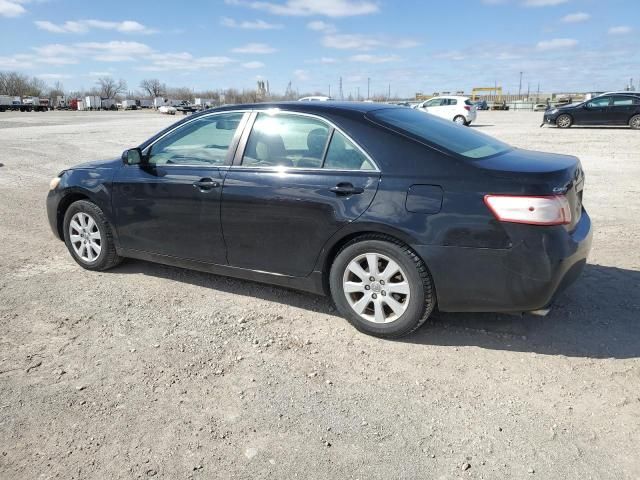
[556,102,583,111]
[71,158,121,170]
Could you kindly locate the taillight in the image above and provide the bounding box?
[464,105,471,111]
[484,195,571,226]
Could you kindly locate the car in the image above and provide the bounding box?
[543,93,640,129]
[158,105,177,115]
[415,95,477,125]
[534,103,548,112]
[47,102,592,338]
[298,96,332,102]
[474,100,489,111]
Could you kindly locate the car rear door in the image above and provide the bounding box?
[609,96,637,125]
[112,111,248,264]
[220,111,380,277]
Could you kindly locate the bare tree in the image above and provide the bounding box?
[97,77,127,99]
[0,71,31,96]
[139,78,165,99]
[26,77,48,97]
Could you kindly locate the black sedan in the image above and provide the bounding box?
[543,92,640,129]
[47,102,592,338]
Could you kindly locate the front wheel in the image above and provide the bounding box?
[629,114,640,130]
[63,200,122,271]
[329,236,436,338]
[453,115,466,125]
[556,114,572,128]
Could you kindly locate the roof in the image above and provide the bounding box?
[204,101,399,116]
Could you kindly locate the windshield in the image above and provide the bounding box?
[367,107,512,159]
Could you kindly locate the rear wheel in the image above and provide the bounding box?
[629,114,640,130]
[556,114,572,128]
[453,115,466,125]
[329,235,435,338]
[63,200,122,271]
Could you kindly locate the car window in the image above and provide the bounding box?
[588,97,611,108]
[148,113,243,166]
[425,99,442,107]
[323,131,376,171]
[367,107,512,159]
[441,99,457,106]
[242,113,330,168]
[612,96,634,106]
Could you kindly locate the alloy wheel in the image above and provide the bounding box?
[69,212,102,262]
[454,116,466,124]
[342,252,411,323]
[557,115,571,128]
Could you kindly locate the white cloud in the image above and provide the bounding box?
[608,26,632,35]
[523,0,568,6]
[232,42,277,54]
[561,12,590,23]
[350,54,401,63]
[0,0,27,17]
[294,69,309,81]
[305,56,338,64]
[225,0,378,17]
[38,73,72,80]
[306,20,336,32]
[139,53,235,72]
[34,19,155,34]
[221,17,282,29]
[536,38,578,50]
[242,61,265,68]
[31,41,153,63]
[322,33,419,51]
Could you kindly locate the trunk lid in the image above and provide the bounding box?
[473,148,585,230]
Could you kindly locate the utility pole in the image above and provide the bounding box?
[518,71,523,98]
[339,77,343,101]
[328,84,331,97]
[356,86,360,101]
[367,77,370,100]
[388,83,391,100]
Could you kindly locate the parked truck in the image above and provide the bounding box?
[121,99,137,110]
[101,98,116,110]
[21,97,50,112]
[0,95,21,112]
[84,95,102,110]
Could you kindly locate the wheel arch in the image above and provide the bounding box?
[56,191,91,240]
[317,224,434,296]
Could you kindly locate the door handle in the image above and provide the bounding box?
[330,183,364,196]
[193,178,220,190]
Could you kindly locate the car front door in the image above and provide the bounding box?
[112,111,248,264]
[577,96,611,125]
[422,98,444,119]
[220,111,381,277]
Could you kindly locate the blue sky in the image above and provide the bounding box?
[0,0,638,97]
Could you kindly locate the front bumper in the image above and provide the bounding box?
[543,112,559,124]
[46,189,63,240]
[414,209,592,313]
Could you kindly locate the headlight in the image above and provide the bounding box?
[49,177,61,190]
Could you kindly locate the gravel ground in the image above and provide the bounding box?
[1,110,639,479]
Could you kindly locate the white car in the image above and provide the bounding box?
[298,96,332,102]
[415,95,477,126]
[158,105,177,115]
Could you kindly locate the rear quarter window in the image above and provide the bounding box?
[367,107,512,159]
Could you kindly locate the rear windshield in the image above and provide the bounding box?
[367,107,512,159]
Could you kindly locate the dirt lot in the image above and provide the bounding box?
[1,109,639,479]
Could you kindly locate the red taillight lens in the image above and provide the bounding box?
[464,105,471,111]
[484,195,571,226]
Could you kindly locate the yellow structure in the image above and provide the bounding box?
[470,87,503,101]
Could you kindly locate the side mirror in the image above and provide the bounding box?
[122,148,142,165]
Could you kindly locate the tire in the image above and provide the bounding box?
[453,115,466,125]
[556,114,572,128]
[63,200,122,271]
[629,114,640,130]
[329,235,436,338]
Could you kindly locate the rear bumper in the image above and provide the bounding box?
[414,210,592,312]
